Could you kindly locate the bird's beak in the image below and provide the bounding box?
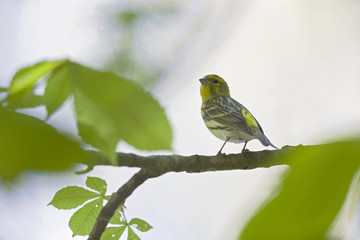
[199,78,207,85]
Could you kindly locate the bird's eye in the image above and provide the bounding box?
[213,79,219,84]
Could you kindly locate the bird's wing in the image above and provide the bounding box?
[203,96,263,134]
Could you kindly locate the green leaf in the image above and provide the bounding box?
[8,60,64,95]
[69,198,103,236]
[0,108,87,181]
[74,102,119,163]
[127,226,141,240]
[101,226,126,240]
[70,63,172,162]
[109,210,126,225]
[48,186,100,209]
[5,60,66,109]
[0,87,8,92]
[86,176,107,195]
[43,63,72,118]
[5,87,43,109]
[4,59,173,165]
[129,218,152,232]
[240,141,360,240]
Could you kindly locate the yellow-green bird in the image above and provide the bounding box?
[200,74,277,155]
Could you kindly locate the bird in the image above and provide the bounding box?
[199,74,277,155]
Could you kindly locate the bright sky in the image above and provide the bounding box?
[1,0,360,239]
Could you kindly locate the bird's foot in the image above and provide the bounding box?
[241,149,250,153]
[217,151,228,156]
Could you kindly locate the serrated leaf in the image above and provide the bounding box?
[43,64,72,118]
[74,97,119,163]
[0,108,87,181]
[101,226,126,240]
[69,198,103,236]
[48,186,100,209]
[70,63,172,163]
[86,176,107,195]
[129,218,152,232]
[127,227,141,240]
[240,141,360,240]
[4,59,173,167]
[109,210,126,225]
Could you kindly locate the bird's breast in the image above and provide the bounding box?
[203,120,256,143]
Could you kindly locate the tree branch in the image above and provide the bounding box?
[88,168,164,240]
[83,145,296,173]
[85,145,298,240]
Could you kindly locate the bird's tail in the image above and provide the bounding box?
[258,133,278,149]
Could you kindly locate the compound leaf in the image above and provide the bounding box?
[129,218,152,232]
[48,186,100,209]
[101,226,126,240]
[69,198,103,236]
[109,210,126,225]
[127,227,141,240]
[86,176,107,195]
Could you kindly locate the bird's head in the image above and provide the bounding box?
[199,74,230,101]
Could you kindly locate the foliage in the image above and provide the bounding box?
[0,107,87,180]
[239,141,360,240]
[0,59,167,238]
[1,59,359,239]
[0,59,172,180]
[49,176,152,239]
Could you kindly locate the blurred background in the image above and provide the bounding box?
[1,0,360,239]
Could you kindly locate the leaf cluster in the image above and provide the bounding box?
[49,177,152,239]
[0,59,172,180]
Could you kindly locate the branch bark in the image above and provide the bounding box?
[85,145,298,240]
[83,146,296,173]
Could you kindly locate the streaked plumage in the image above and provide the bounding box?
[200,74,277,155]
